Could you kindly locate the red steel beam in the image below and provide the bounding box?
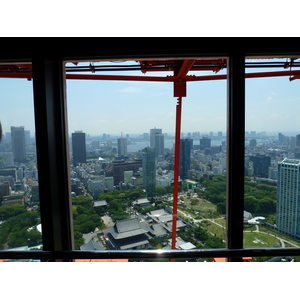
[176,59,196,81]
[290,75,300,81]
[171,60,194,261]
[66,74,175,82]
[3,70,300,81]
[1,70,300,81]
[186,70,300,81]
[171,96,182,262]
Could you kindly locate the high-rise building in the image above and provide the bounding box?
[124,171,133,184]
[91,140,99,150]
[150,128,162,147]
[25,130,30,145]
[31,182,40,204]
[3,153,14,167]
[180,139,192,180]
[278,132,285,144]
[111,160,142,186]
[296,134,300,147]
[0,182,10,205]
[142,147,156,192]
[72,131,86,166]
[276,158,300,239]
[249,155,271,177]
[290,136,296,148]
[117,137,127,157]
[200,137,211,150]
[249,139,257,147]
[154,133,164,158]
[11,126,26,163]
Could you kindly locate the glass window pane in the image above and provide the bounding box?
[244,57,300,251]
[65,58,227,259]
[0,68,42,260]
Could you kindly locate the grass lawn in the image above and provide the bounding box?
[214,218,226,227]
[180,195,218,219]
[243,232,281,248]
[183,196,217,212]
[202,220,226,240]
[202,221,283,248]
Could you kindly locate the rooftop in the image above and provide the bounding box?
[108,218,148,239]
[280,158,300,165]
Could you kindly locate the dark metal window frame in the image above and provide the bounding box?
[1,39,300,261]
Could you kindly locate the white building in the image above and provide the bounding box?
[3,153,14,167]
[104,177,114,191]
[87,179,104,197]
[124,171,133,184]
[276,158,300,239]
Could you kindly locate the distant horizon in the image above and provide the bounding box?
[1,129,300,140]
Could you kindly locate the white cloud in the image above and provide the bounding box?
[118,86,144,93]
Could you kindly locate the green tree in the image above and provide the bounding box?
[205,236,225,248]
[194,226,210,242]
[0,204,27,220]
[191,199,199,206]
[74,231,85,250]
[216,202,226,214]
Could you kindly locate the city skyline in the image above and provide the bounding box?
[1,59,300,136]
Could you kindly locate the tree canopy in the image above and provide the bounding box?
[197,175,277,215]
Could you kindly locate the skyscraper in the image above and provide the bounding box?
[150,128,162,147]
[117,137,127,157]
[154,133,164,158]
[25,130,30,145]
[278,132,285,144]
[249,139,257,147]
[249,155,271,177]
[296,134,300,147]
[72,131,86,166]
[111,160,142,185]
[200,137,211,150]
[142,147,156,192]
[11,126,26,163]
[276,158,300,239]
[180,139,192,180]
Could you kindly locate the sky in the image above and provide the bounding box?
[1,58,300,138]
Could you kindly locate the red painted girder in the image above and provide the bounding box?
[290,75,300,81]
[66,70,300,81]
[176,60,196,81]
[171,96,182,260]
[183,70,300,81]
[66,74,175,82]
[1,70,300,81]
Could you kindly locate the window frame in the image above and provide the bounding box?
[1,39,300,261]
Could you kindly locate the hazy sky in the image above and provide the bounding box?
[1,58,300,138]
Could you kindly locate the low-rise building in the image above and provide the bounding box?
[2,191,26,206]
[104,218,150,250]
[132,198,151,209]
